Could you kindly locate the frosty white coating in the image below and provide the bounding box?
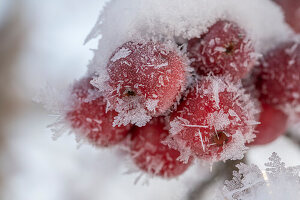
[86,0,292,75]
[216,153,300,200]
[86,0,293,129]
[167,76,260,162]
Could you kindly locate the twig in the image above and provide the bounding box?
[187,156,247,200]
[285,132,300,147]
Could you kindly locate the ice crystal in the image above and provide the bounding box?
[216,153,300,200]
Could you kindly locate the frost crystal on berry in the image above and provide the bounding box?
[257,39,300,122]
[167,76,260,162]
[129,117,192,178]
[187,20,257,81]
[104,41,187,127]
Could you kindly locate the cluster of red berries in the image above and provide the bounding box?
[64,2,300,178]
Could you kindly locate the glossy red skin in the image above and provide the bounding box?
[257,41,300,119]
[129,117,192,178]
[107,41,186,116]
[273,0,300,33]
[170,78,253,160]
[187,20,255,81]
[250,103,288,146]
[66,77,131,147]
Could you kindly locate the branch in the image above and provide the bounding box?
[285,132,300,147]
[187,156,247,200]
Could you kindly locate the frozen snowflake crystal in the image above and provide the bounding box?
[216,153,300,200]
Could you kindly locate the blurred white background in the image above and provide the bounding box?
[0,0,299,200]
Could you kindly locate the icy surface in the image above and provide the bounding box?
[216,153,300,200]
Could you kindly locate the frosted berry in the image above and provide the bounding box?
[66,77,131,147]
[257,41,300,120]
[250,103,288,146]
[168,77,258,162]
[129,117,192,178]
[106,41,187,123]
[187,20,256,81]
[273,0,300,33]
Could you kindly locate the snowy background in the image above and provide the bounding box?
[0,0,300,200]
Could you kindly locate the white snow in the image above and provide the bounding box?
[112,97,152,127]
[207,110,231,131]
[110,47,132,62]
[216,153,300,200]
[87,0,293,91]
[145,99,160,113]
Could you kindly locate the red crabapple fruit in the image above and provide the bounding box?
[257,40,300,121]
[250,103,288,146]
[273,0,300,33]
[187,20,256,81]
[106,41,187,126]
[168,76,259,162]
[66,77,131,147]
[129,117,192,178]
